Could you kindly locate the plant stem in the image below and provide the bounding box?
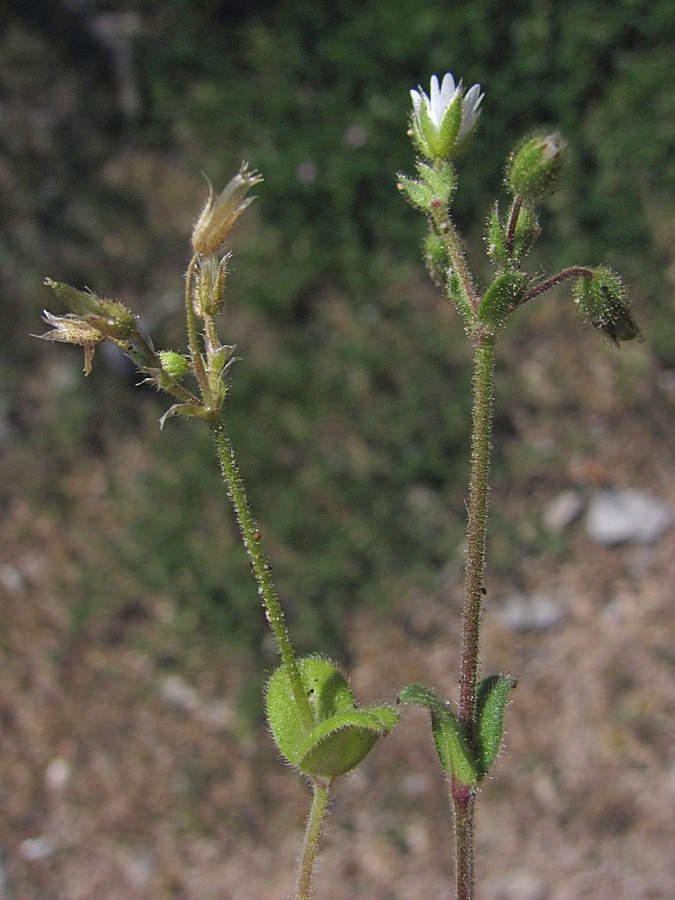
[295,778,332,900]
[210,417,314,731]
[431,204,479,316]
[453,330,496,899]
[522,266,594,304]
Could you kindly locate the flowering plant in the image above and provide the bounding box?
[37,71,638,899]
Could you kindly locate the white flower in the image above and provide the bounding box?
[410,73,484,159]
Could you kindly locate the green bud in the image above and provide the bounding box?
[574,268,640,344]
[158,350,189,380]
[479,272,530,329]
[506,132,566,201]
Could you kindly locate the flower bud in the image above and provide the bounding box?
[158,350,189,380]
[191,164,263,256]
[479,272,530,329]
[506,132,565,200]
[574,268,640,344]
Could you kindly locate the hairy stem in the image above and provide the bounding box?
[295,778,332,900]
[451,781,475,900]
[453,331,496,898]
[522,266,594,304]
[431,204,479,316]
[210,417,314,730]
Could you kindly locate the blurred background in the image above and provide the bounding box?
[1,1,673,897]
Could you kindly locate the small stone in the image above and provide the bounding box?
[586,489,673,545]
[543,489,585,532]
[497,593,565,632]
[45,757,71,791]
[19,836,55,861]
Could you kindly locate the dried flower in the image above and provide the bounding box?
[191,164,263,255]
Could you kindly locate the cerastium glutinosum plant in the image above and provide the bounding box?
[38,164,398,900]
[396,72,639,899]
[38,72,639,899]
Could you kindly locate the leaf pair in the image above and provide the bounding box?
[399,675,516,787]
[266,656,399,779]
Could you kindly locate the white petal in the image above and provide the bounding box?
[430,75,441,117]
[410,88,422,113]
[439,72,456,109]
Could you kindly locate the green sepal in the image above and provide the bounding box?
[478,272,530,329]
[266,656,398,779]
[45,278,136,340]
[475,674,517,778]
[485,202,508,269]
[435,93,462,158]
[45,278,104,317]
[511,203,540,262]
[573,268,640,344]
[399,683,478,787]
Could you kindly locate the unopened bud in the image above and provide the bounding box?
[506,132,566,201]
[158,350,189,379]
[479,272,530,329]
[574,268,640,344]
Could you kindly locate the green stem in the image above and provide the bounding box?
[430,204,479,317]
[295,778,332,900]
[452,331,496,899]
[210,417,314,730]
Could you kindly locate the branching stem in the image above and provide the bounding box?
[522,266,594,304]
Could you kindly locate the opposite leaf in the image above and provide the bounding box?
[399,683,478,787]
[266,656,398,779]
[475,674,517,778]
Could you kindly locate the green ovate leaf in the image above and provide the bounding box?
[475,674,517,778]
[266,656,398,779]
[399,683,478,787]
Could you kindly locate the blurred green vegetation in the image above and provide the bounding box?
[2,0,673,663]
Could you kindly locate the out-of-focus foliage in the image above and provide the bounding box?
[2,0,672,658]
